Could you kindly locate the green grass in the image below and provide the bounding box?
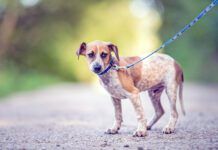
[0,67,62,98]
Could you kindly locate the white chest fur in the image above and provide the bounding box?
[99,70,130,99]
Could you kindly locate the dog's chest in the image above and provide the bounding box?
[99,71,130,99]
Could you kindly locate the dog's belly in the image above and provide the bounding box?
[136,77,163,92]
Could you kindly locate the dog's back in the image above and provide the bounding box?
[119,53,183,92]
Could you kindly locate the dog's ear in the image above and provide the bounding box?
[107,43,120,61]
[76,42,86,59]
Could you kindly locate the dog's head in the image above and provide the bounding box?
[76,40,119,74]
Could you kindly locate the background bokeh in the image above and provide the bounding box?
[0,0,217,97]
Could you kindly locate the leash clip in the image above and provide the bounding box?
[112,64,127,70]
[112,64,119,70]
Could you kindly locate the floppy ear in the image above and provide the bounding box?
[76,42,86,59]
[107,43,120,61]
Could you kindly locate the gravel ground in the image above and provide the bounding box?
[0,83,218,150]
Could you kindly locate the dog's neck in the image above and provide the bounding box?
[98,56,119,84]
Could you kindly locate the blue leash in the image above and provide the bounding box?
[111,0,218,71]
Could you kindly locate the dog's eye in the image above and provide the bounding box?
[88,52,95,58]
[101,52,107,58]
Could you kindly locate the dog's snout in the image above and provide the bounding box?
[93,64,102,73]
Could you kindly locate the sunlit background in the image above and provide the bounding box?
[0,0,217,97]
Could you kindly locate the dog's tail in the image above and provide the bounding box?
[179,73,186,116]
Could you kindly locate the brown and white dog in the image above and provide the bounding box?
[76,40,185,137]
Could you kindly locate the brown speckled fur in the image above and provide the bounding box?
[76,41,185,136]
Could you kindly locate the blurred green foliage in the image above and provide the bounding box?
[160,0,218,82]
[0,63,61,97]
[0,0,217,97]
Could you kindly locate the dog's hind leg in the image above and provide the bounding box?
[105,97,122,134]
[147,86,165,130]
[163,82,178,134]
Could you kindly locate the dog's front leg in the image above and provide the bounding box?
[105,97,122,134]
[130,93,147,137]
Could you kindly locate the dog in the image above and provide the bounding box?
[76,40,185,137]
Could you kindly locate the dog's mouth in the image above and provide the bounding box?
[93,69,102,74]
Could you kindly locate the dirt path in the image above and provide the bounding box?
[0,83,218,149]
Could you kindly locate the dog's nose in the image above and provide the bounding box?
[93,64,102,73]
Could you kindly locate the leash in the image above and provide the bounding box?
[108,0,218,71]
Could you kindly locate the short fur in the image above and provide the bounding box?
[76,40,185,136]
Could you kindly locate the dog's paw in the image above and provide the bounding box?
[162,126,175,134]
[133,130,147,137]
[105,128,119,134]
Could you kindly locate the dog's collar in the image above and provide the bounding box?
[97,58,118,76]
